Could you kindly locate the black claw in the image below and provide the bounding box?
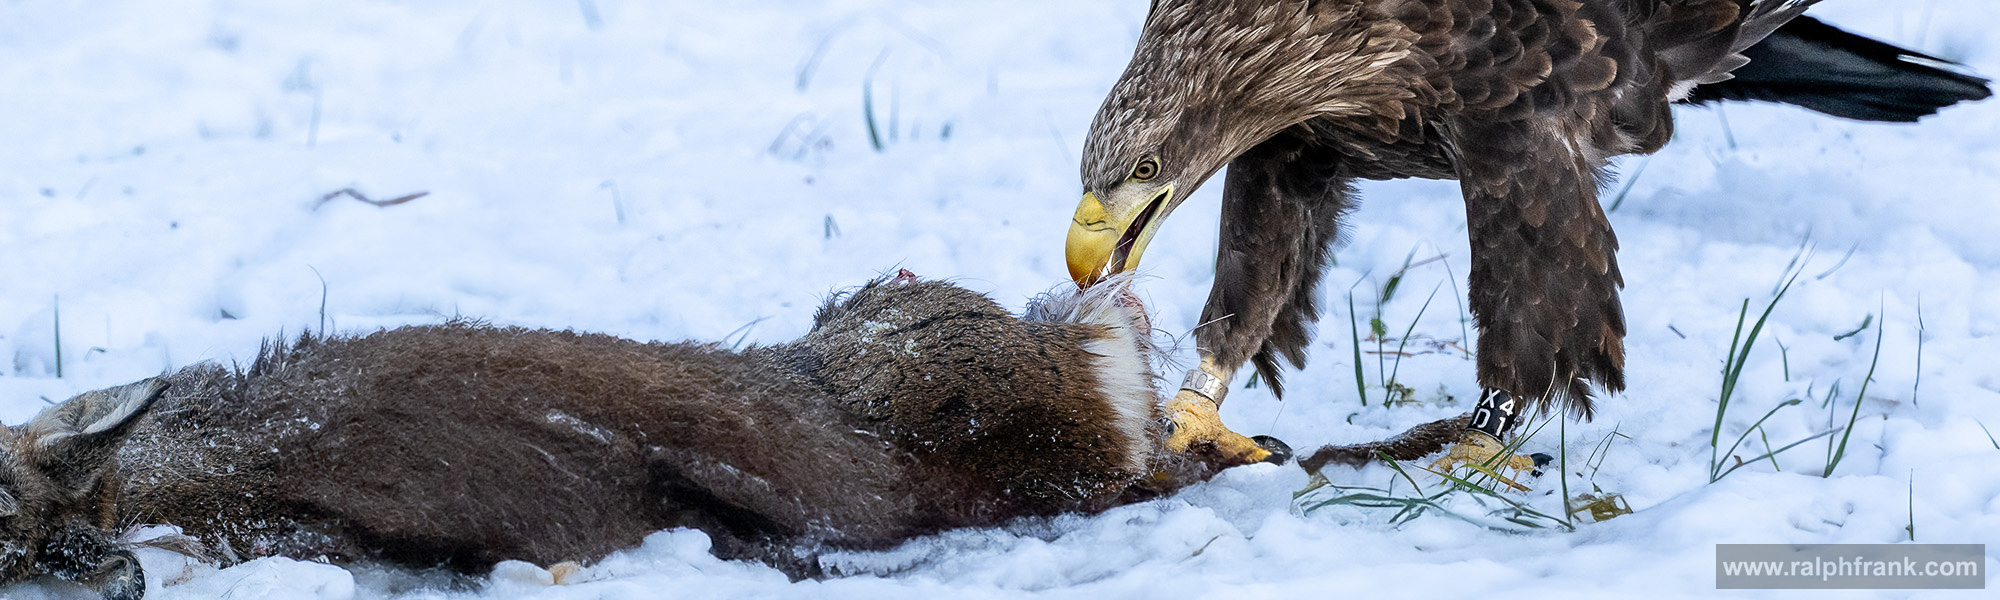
[1528,452,1554,477]
[1251,435,1292,465]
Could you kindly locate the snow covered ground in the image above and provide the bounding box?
[3,1,1995,598]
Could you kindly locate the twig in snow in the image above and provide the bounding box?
[316,188,430,209]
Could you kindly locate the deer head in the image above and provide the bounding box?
[2,378,167,600]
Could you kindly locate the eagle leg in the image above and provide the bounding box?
[1172,136,1352,466]
[1198,135,1353,399]
[549,561,583,585]
[1427,434,1536,491]
[1163,356,1289,465]
[1436,116,1629,484]
[1163,388,1281,466]
[1427,391,1541,490]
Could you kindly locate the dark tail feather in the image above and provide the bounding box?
[1687,16,1992,122]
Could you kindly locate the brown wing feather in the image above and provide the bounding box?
[1456,116,1626,419]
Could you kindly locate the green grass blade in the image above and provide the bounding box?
[52,294,62,378]
[1714,428,1841,481]
[1386,284,1442,399]
[1713,399,1802,482]
[1348,292,1368,406]
[1440,254,1471,358]
[1428,467,1573,531]
[1711,265,1802,479]
[1711,298,1751,476]
[1606,155,1650,213]
[1824,313,1886,477]
[1586,425,1624,476]
[1560,417,1571,526]
[1833,313,1873,341]
[1377,453,1427,496]
[1913,300,1924,407]
[1759,426,1781,472]
[862,53,888,152]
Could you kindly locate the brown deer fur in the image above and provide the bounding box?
[3,277,1245,598]
[1296,415,1471,473]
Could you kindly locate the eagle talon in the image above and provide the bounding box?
[1528,452,1554,477]
[1164,389,1271,466]
[1428,431,1539,490]
[548,561,584,585]
[1251,435,1293,465]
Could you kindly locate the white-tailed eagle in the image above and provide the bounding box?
[1064,0,1990,468]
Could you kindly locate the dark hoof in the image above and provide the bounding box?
[1251,435,1293,465]
[87,549,146,600]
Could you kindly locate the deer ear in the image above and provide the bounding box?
[24,379,166,497]
[29,378,168,453]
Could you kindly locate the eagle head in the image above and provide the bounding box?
[1066,0,1411,287]
[1066,43,1241,288]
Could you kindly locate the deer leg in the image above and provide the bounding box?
[79,549,145,600]
[39,525,145,600]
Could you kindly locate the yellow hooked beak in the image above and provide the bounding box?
[1066,186,1172,287]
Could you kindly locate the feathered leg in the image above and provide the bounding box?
[1432,117,1627,480]
[1169,135,1350,466]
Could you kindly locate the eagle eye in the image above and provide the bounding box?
[1129,157,1160,182]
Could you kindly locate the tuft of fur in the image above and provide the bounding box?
[1024,273,1166,476]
